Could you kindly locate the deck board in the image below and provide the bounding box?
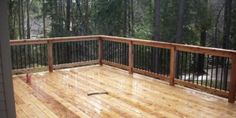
[13,65,236,118]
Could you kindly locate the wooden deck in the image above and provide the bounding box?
[13,65,236,118]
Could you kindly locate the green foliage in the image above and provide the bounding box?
[232,1,236,49]
[8,0,235,50]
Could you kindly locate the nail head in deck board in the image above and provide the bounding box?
[0,0,16,117]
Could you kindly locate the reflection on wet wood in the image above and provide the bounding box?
[13,65,236,118]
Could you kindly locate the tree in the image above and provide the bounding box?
[153,0,161,41]
[42,0,46,37]
[21,0,25,38]
[26,0,30,39]
[66,0,72,33]
[175,0,185,43]
[152,0,161,73]
[195,0,212,75]
[222,0,232,49]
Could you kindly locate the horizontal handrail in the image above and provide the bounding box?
[10,35,99,45]
[10,35,236,103]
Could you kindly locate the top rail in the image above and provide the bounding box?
[10,35,99,45]
[100,35,236,58]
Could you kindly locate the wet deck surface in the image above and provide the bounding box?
[13,65,236,118]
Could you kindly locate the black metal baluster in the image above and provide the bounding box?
[215,57,219,89]
[11,47,14,69]
[183,52,187,81]
[191,53,195,83]
[187,53,191,82]
[205,55,209,87]
[220,58,225,90]
[141,46,144,70]
[210,56,214,88]
[224,58,230,91]
[201,56,205,85]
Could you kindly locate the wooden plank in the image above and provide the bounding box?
[53,60,99,70]
[102,60,129,71]
[10,40,47,46]
[50,37,97,43]
[10,35,236,58]
[128,41,133,74]
[12,66,236,117]
[100,35,236,58]
[228,55,236,103]
[10,35,99,45]
[70,66,236,117]
[47,41,53,72]
[133,68,168,81]
[98,38,103,66]
[12,67,48,75]
[175,44,236,58]
[33,73,124,118]
[102,37,130,44]
[169,47,176,86]
[100,35,172,49]
[175,79,229,98]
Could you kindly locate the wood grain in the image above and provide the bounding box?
[13,65,236,118]
[229,55,236,103]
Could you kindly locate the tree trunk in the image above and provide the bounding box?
[196,29,206,75]
[123,0,128,37]
[152,0,161,73]
[18,0,22,39]
[42,0,46,37]
[130,0,134,36]
[175,0,185,78]
[153,0,161,41]
[222,0,232,89]
[66,0,71,32]
[222,0,232,49]
[76,0,82,35]
[21,0,25,38]
[26,0,30,39]
[84,0,89,34]
[214,4,224,48]
[175,0,185,43]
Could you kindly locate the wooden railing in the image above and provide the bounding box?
[10,35,236,103]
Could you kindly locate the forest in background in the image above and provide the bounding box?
[8,0,236,49]
[8,0,235,90]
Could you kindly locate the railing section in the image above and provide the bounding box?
[10,35,236,103]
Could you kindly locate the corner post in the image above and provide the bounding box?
[128,41,134,74]
[47,40,53,72]
[98,37,103,66]
[169,47,176,86]
[228,55,236,103]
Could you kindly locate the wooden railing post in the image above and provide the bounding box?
[228,55,236,103]
[169,47,176,86]
[98,38,103,66]
[128,41,133,74]
[47,40,53,72]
